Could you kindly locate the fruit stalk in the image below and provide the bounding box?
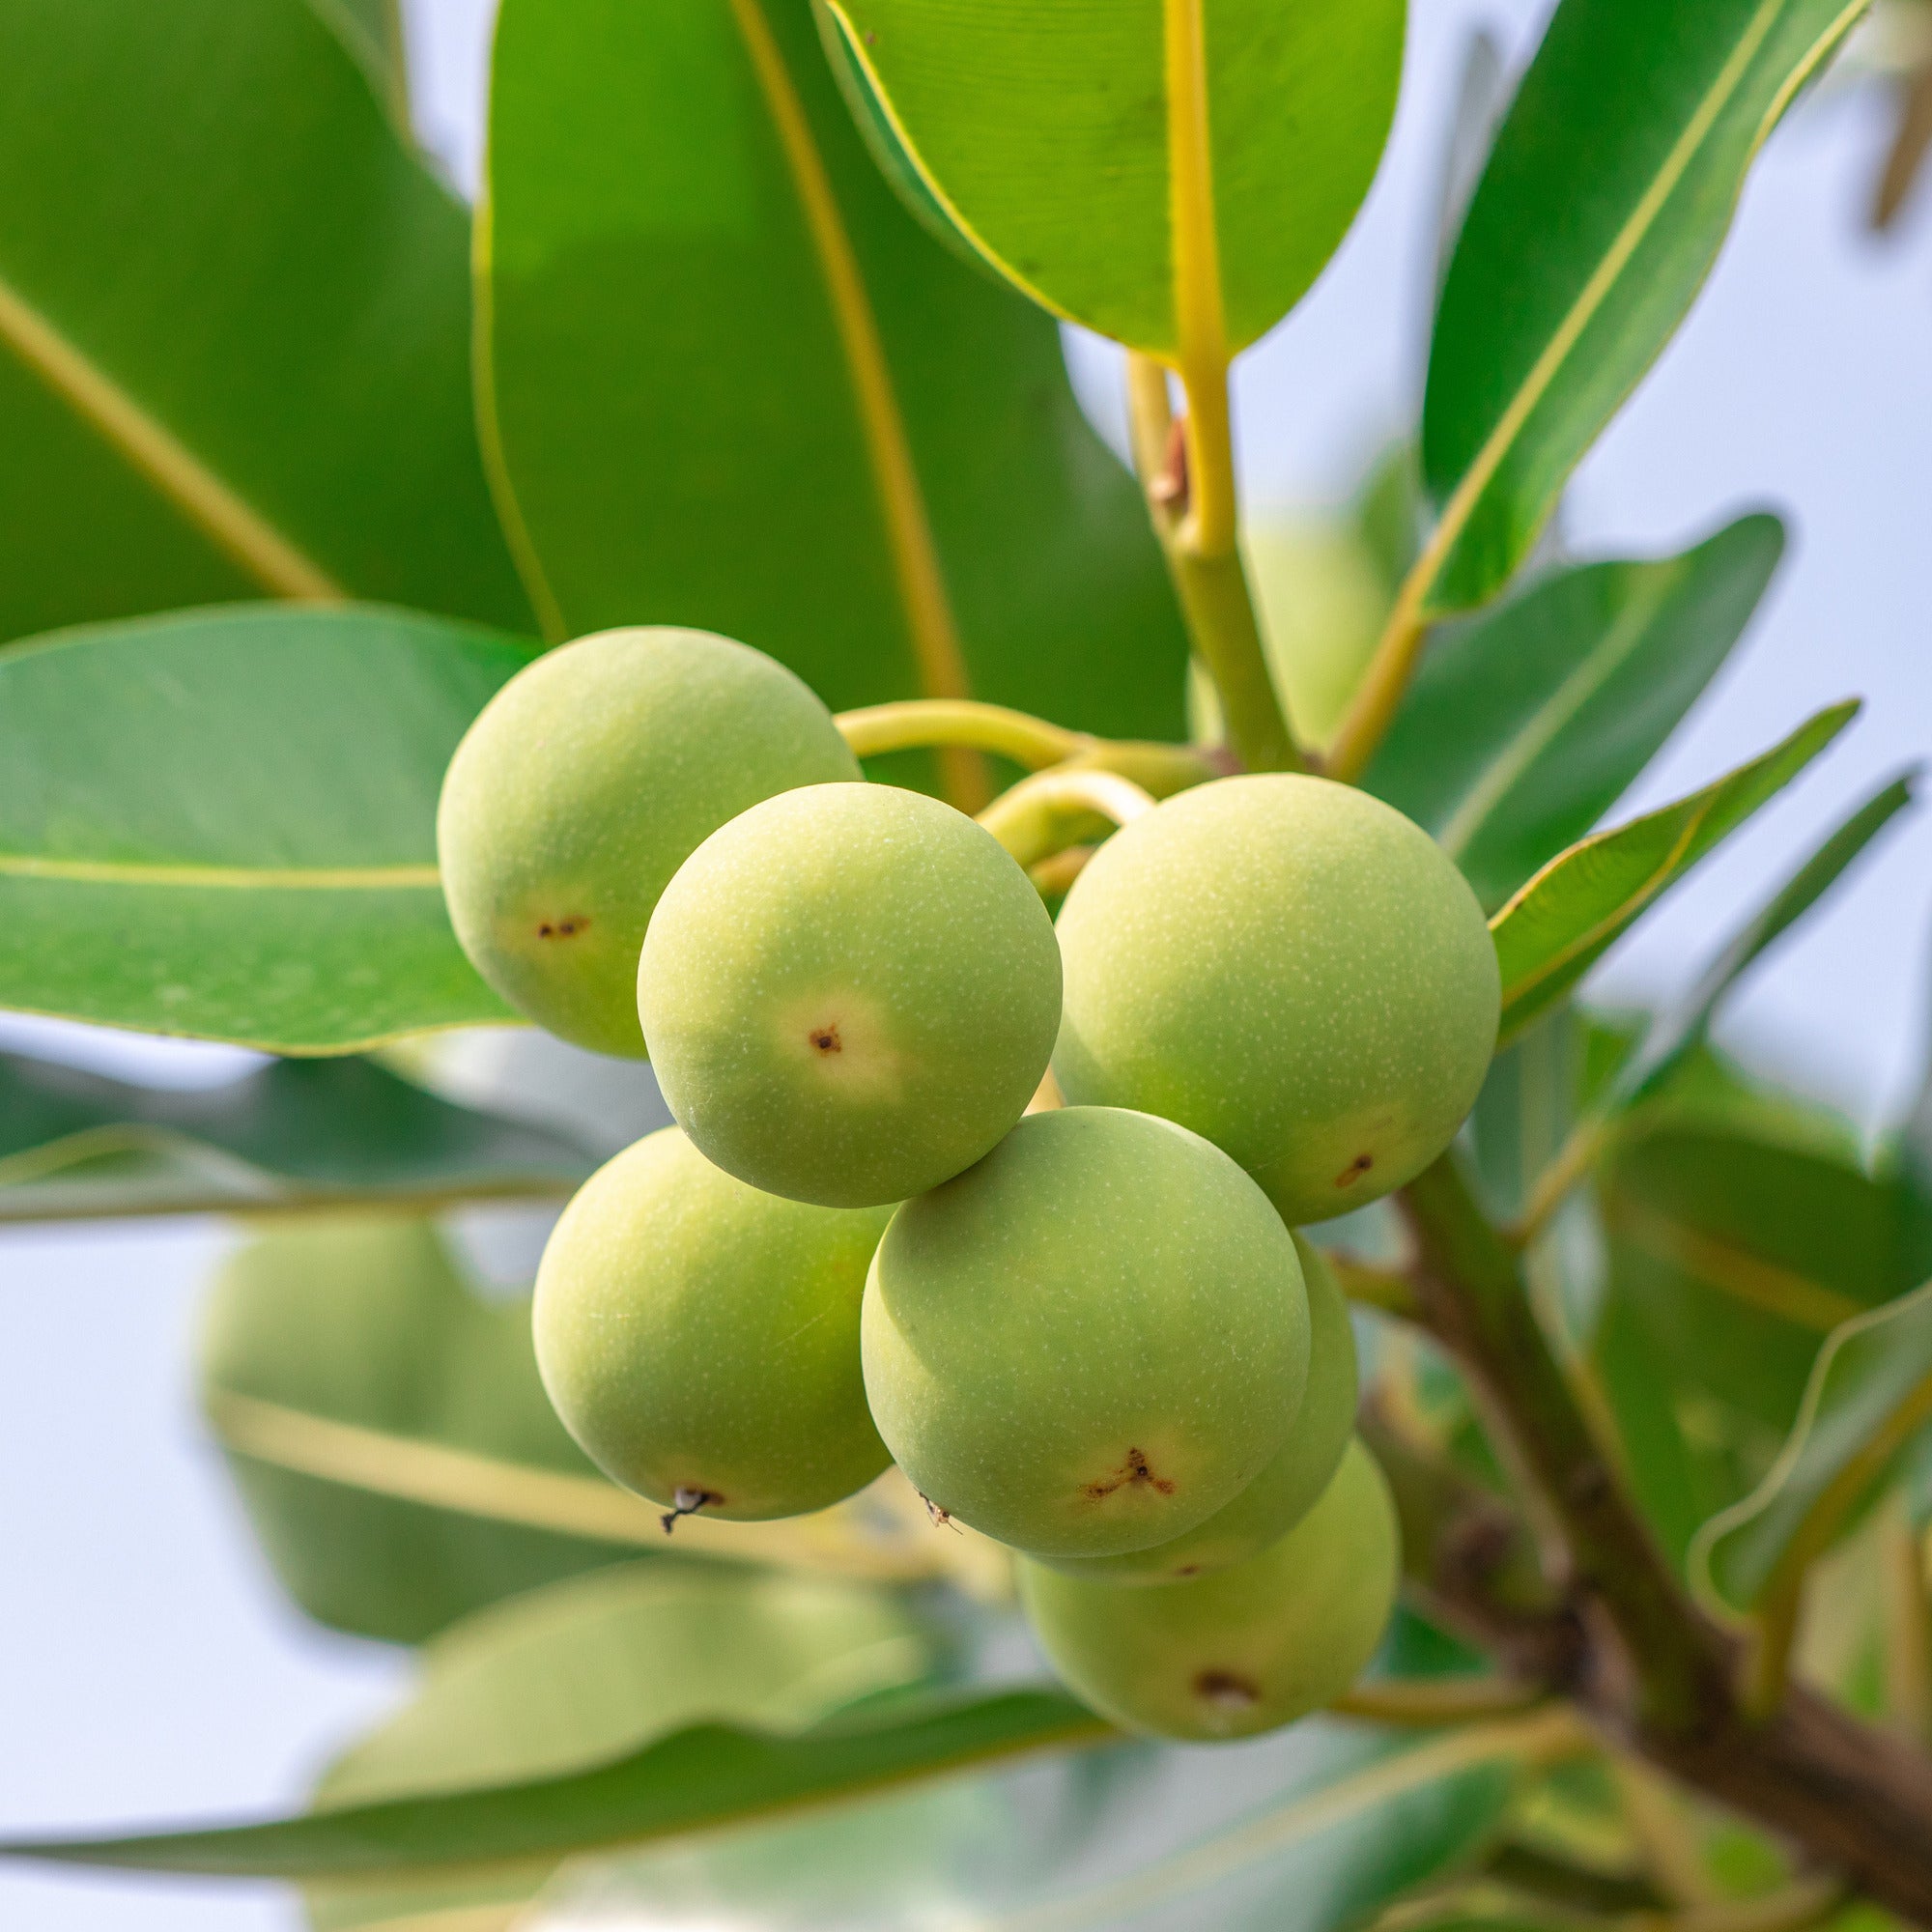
[835,698,1089,770]
[1125,352,1304,777]
[1395,1150,1932,1924]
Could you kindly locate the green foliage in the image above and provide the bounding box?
[482,0,1188,741]
[0,0,528,640]
[821,0,1406,355]
[0,1050,592,1224]
[1422,0,1868,611]
[0,605,531,1052]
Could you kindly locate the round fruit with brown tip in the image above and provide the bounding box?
[1017,1436,1399,1740]
[1053,774,1499,1224]
[861,1105,1309,1557]
[438,626,859,1058]
[533,1126,893,1521]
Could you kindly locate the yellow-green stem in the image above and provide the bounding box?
[1327,577,1432,783]
[836,698,1087,770]
[979,767,1155,871]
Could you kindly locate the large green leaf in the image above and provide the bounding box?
[199,1213,998,1644]
[1421,0,1868,612]
[0,1049,593,1224]
[0,605,531,1053]
[0,0,529,640]
[1368,516,1784,912]
[1490,703,1857,1047]
[820,0,1406,357]
[480,0,1187,752]
[305,1562,944,1929]
[1693,1278,1932,1616]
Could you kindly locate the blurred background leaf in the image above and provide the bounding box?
[820,0,1406,356]
[0,0,529,640]
[0,605,530,1051]
[480,0,1188,764]
[1422,0,1867,614]
[0,1050,593,1225]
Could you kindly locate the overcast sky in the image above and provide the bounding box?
[3,4,1928,1926]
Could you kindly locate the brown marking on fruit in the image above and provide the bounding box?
[1334,1151,1375,1189]
[1173,1563,1202,1577]
[1081,1447,1176,1502]
[536,915,591,940]
[1193,1667,1261,1709]
[809,1023,843,1055]
[660,1485,722,1535]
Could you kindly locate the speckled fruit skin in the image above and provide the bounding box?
[532,1126,893,1521]
[437,627,860,1059]
[1036,1235,1358,1584]
[861,1106,1309,1557]
[1017,1436,1399,1740]
[1053,774,1499,1225]
[639,782,1062,1208]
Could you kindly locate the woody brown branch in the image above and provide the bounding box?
[1386,1149,1932,1927]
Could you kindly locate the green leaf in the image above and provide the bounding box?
[198,1214,998,1644]
[1420,0,1868,612]
[0,1049,593,1225]
[0,0,530,640]
[304,1562,944,1929]
[1368,515,1785,912]
[0,605,533,1053]
[1612,770,1918,1107]
[1,1686,1109,1880]
[820,0,1406,357]
[1693,1278,1932,1616]
[1490,702,1858,1047]
[480,0,1187,753]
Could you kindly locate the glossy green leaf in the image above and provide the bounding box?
[0,0,529,641]
[1694,1278,1932,1615]
[1611,770,1918,1108]
[1421,0,1868,612]
[200,1216,650,1643]
[1368,516,1785,912]
[481,0,1187,752]
[305,1562,943,1929]
[1490,703,1858,1047]
[0,1049,593,1224]
[820,0,1406,357]
[1,1686,1109,1880]
[0,605,532,1053]
[198,1213,996,1644]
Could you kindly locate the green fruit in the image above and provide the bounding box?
[861,1106,1309,1557]
[639,781,1062,1208]
[532,1126,893,1521]
[1054,774,1498,1224]
[438,627,860,1059]
[1036,1234,1358,1584]
[1017,1436,1399,1741]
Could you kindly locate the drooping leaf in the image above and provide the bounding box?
[1609,770,1918,1108]
[305,1562,945,1929]
[1421,0,1869,612]
[819,0,1406,358]
[1693,1278,1932,1616]
[0,1049,593,1224]
[0,0,530,641]
[480,0,1188,756]
[199,1214,999,1644]
[0,605,532,1053]
[1490,703,1858,1047]
[1368,516,1785,911]
[0,1687,1110,1880]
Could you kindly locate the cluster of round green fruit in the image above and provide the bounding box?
[438,626,1500,1742]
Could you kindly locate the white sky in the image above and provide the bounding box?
[2,5,1928,1926]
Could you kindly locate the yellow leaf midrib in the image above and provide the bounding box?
[0,266,346,602]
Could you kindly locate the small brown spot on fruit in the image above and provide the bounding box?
[1081,1446,1176,1501]
[536,915,590,940]
[1334,1151,1374,1189]
[660,1485,722,1534]
[1193,1668,1261,1709]
[809,1024,842,1055]
[1174,1564,1201,1577]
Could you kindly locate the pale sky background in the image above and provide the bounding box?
[2,2,1928,1925]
